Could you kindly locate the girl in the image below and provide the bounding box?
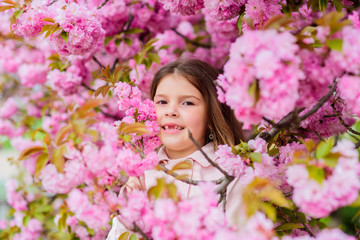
[107,59,243,239]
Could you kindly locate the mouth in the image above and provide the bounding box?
[161,124,184,132]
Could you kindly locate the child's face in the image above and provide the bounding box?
[154,74,207,159]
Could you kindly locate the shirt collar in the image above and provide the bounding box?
[157,142,216,167]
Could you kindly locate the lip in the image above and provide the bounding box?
[161,123,184,134]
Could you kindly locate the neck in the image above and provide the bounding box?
[164,145,203,159]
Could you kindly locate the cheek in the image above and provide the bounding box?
[155,107,162,122]
[184,109,207,131]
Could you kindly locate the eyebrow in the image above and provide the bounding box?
[154,94,201,101]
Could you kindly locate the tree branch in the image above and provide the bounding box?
[111,58,119,73]
[48,0,58,6]
[92,56,104,69]
[259,108,303,142]
[97,0,110,9]
[299,81,338,121]
[259,80,338,143]
[81,83,95,92]
[124,14,134,32]
[171,28,212,49]
[133,222,149,240]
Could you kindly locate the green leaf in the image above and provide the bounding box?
[249,152,262,163]
[118,232,130,240]
[60,30,68,43]
[148,52,161,65]
[248,80,260,105]
[124,38,132,46]
[104,36,114,45]
[144,38,158,52]
[319,0,328,11]
[147,178,165,199]
[171,160,193,171]
[268,147,279,156]
[326,39,343,52]
[323,152,341,168]
[23,215,31,226]
[333,0,343,12]
[260,202,277,221]
[13,9,22,19]
[115,38,122,46]
[119,134,131,142]
[34,153,49,179]
[306,165,325,184]
[167,183,178,202]
[129,233,139,240]
[125,28,143,35]
[315,137,334,159]
[58,213,67,232]
[236,13,244,35]
[275,223,304,231]
[53,145,66,173]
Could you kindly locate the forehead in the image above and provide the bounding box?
[155,74,203,98]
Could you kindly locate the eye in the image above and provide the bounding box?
[156,100,167,105]
[183,101,194,106]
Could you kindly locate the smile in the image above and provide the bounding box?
[163,125,184,130]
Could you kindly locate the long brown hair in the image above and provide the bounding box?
[150,59,243,149]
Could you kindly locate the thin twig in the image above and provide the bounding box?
[128,141,146,158]
[355,140,360,149]
[299,81,338,121]
[331,103,360,136]
[111,58,119,73]
[92,56,104,69]
[323,114,340,118]
[133,222,150,240]
[158,163,201,185]
[80,83,120,119]
[158,163,224,185]
[124,14,134,32]
[188,130,231,178]
[97,0,110,9]
[99,109,121,120]
[81,83,95,92]
[48,0,58,6]
[171,28,212,49]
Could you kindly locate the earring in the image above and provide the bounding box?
[209,130,214,140]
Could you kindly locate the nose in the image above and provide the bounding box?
[165,104,179,117]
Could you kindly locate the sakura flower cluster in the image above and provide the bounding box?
[117,183,229,239]
[217,29,304,128]
[338,75,360,117]
[204,0,245,20]
[50,2,105,56]
[287,139,360,218]
[215,144,247,177]
[47,65,83,96]
[159,0,204,15]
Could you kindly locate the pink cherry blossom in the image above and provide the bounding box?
[0,97,18,119]
[159,0,204,15]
